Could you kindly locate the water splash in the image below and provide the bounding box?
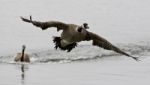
[1,42,150,64]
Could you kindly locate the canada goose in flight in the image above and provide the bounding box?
[20,16,138,61]
[14,45,30,62]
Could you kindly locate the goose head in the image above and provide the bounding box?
[22,45,26,51]
[77,23,89,33]
[83,23,89,29]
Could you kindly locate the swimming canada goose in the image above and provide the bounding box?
[20,16,138,61]
[14,45,30,62]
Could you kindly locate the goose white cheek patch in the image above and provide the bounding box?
[75,27,79,32]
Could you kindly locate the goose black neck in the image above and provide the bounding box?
[21,48,25,62]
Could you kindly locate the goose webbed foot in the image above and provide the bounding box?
[65,43,77,52]
[53,37,77,52]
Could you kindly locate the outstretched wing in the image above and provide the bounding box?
[20,16,68,31]
[85,31,138,61]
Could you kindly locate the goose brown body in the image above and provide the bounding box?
[14,45,30,62]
